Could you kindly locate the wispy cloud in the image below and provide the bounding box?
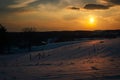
[8,0,37,8]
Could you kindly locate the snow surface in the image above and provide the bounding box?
[0,38,120,80]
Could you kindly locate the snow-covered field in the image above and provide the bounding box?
[0,38,120,80]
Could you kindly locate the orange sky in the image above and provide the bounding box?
[0,0,120,32]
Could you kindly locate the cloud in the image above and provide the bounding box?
[0,0,62,15]
[0,0,98,14]
[103,0,120,5]
[84,0,120,10]
[8,0,37,8]
[67,6,80,10]
[84,4,110,10]
[0,0,37,15]
[31,0,60,4]
[2,0,119,14]
[0,0,14,13]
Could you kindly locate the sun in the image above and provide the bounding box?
[89,17,95,24]
[86,15,97,28]
[82,15,97,29]
[89,16,95,24]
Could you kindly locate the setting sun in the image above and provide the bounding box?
[86,15,97,28]
[89,17,95,24]
[89,16,95,25]
[82,15,97,29]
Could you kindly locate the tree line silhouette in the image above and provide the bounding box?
[0,24,37,54]
[0,24,120,55]
[0,24,7,54]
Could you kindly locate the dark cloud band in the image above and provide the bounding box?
[104,0,120,5]
[84,0,120,10]
[84,4,110,10]
[67,6,80,10]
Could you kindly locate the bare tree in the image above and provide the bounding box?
[22,27,36,32]
[22,27,37,52]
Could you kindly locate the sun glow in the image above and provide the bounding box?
[89,16,95,24]
[87,15,97,28]
[89,17,94,24]
[82,15,97,29]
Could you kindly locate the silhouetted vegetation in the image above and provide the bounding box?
[0,24,120,55]
[22,27,37,51]
[0,24,7,54]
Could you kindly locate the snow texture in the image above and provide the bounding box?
[0,38,120,80]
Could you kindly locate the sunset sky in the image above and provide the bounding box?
[0,0,120,32]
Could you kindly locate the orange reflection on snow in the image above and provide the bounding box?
[74,56,110,72]
[87,40,101,45]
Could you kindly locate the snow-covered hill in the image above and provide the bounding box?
[0,38,120,80]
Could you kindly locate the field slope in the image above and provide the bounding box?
[0,38,120,80]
